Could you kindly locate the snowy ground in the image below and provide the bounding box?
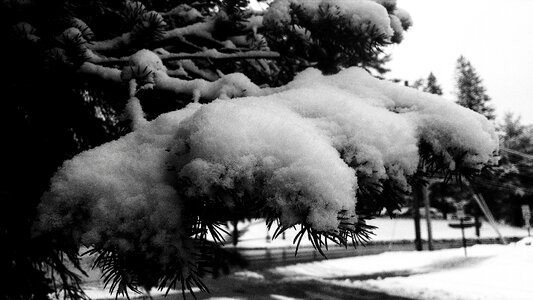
[82,218,530,300]
[272,238,533,300]
[230,217,526,248]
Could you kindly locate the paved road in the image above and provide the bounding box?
[156,270,415,300]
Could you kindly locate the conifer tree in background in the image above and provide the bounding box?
[453,55,531,225]
[0,1,499,299]
[471,113,533,226]
[409,71,453,217]
[455,55,495,119]
[423,72,443,95]
[410,72,443,95]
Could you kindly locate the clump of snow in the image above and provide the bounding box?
[264,0,394,39]
[69,17,94,40]
[170,99,357,231]
[56,27,103,63]
[125,0,145,12]
[35,66,498,266]
[283,67,499,171]
[58,27,85,43]
[371,0,397,12]
[393,7,412,30]
[128,49,166,73]
[163,4,203,23]
[34,104,201,256]
[515,236,533,246]
[258,81,419,193]
[270,295,301,300]
[12,22,39,42]
[389,14,404,43]
[232,270,265,280]
[121,49,166,88]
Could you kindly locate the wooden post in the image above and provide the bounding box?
[232,219,239,246]
[460,218,467,257]
[474,213,481,238]
[422,182,434,251]
[413,184,423,251]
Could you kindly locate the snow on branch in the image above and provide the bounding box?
[159,49,280,61]
[154,71,261,100]
[97,49,280,65]
[264,0,396,39]
[78,49,270,104]
[88,32,133,52]
[160,18,216,41]
[78,62,122,82]
[120,49,262,102]
[87,13,254,53]
[35,66,499,266]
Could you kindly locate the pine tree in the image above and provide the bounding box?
[423,72,443,95]
[411,72,443,95]
[1,1,499,299]
[455,55,495,119]
[492,114,533,224]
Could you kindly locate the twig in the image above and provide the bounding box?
[95,50,280,65]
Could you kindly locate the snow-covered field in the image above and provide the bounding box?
[230,217,526,248]
[274,238,533,300]
[83,217,530,300]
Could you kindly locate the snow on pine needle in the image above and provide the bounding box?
[34,65,498,290]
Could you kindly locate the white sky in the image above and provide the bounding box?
[385,0,533,125]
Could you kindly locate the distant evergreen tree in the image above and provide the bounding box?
[409,78,425,90]
[501,113,526,144]
[423,72,443,95]
[496,114,533,224]
[409,72,442,95]
[455,56,495,119]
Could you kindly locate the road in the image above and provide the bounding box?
[189,270,415,300]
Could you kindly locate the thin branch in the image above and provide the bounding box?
[88,32,132,52]
[78,62,122,82]
[161,19,216,41]
[153,71,261,101]
[179,60,219,81]
[96,49,280,65]
[87,12,262,53]
[160,49,280,61]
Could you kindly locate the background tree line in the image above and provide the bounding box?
[411,56,533,226]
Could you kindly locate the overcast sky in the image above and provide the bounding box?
[385,0,533,125]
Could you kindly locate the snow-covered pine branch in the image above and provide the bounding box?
[121,49,262,101]
[87,1,261,53]
[78,62,122,82]
[35,65,499,292]
[263,0,412,75]
[94,49,280,65]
